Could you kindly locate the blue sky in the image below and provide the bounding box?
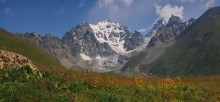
[0,0,219,38]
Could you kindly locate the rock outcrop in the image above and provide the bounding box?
[0,50,41,76]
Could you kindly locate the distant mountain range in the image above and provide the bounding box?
[16,6,220,77]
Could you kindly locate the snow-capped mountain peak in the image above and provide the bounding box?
[89,20,128,54]
[89,20,126,37]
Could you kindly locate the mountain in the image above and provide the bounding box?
[1,12,220,101]
[0,28,65,72]
[147,15,195,47]
[20,20,150,72]
[140,6,220,77]
[121,15,195,75]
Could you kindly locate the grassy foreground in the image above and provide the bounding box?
[0,66,220,102]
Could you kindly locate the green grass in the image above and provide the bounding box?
[0,29,220,101]
[0,28,66,72]
[1,8,220,101]
[1,66,220,101]
[121,51,148,72]
[140,7,220,77]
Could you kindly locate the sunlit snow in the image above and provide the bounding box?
[89,20,127,54]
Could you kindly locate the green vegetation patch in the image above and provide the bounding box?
[0,66,219,101]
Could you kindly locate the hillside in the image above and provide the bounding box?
[140,7,220,77]
[0,28,65,72]
[2,27,220,101]
[121,15,195,74]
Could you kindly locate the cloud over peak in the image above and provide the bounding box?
[155,4,184,22]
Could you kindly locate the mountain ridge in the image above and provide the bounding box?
[121,15,195,75]
[19,20,150,72]
[0,28,66,73]
[140,6,220,77]
[17,15,196,73]
[12,6,220,77]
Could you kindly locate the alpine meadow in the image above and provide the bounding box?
[0,0,220,101]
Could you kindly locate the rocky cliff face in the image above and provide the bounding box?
[63,22,115,58]
[20,20,149,72]
[147,15,195,47]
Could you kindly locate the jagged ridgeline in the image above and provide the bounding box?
[140,7,220,77]
[19,20,149,72]
[19,17,194,73]
[121,15,195,74]
[11,6,220,77]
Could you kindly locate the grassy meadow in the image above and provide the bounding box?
[0,66,220,101]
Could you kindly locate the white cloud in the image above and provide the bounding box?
[137,28,147,33]
[204,0,215,9]
[155,4,184,22]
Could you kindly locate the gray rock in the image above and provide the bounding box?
[18,21,147,72]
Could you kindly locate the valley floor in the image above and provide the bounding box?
[0,66,220,102]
